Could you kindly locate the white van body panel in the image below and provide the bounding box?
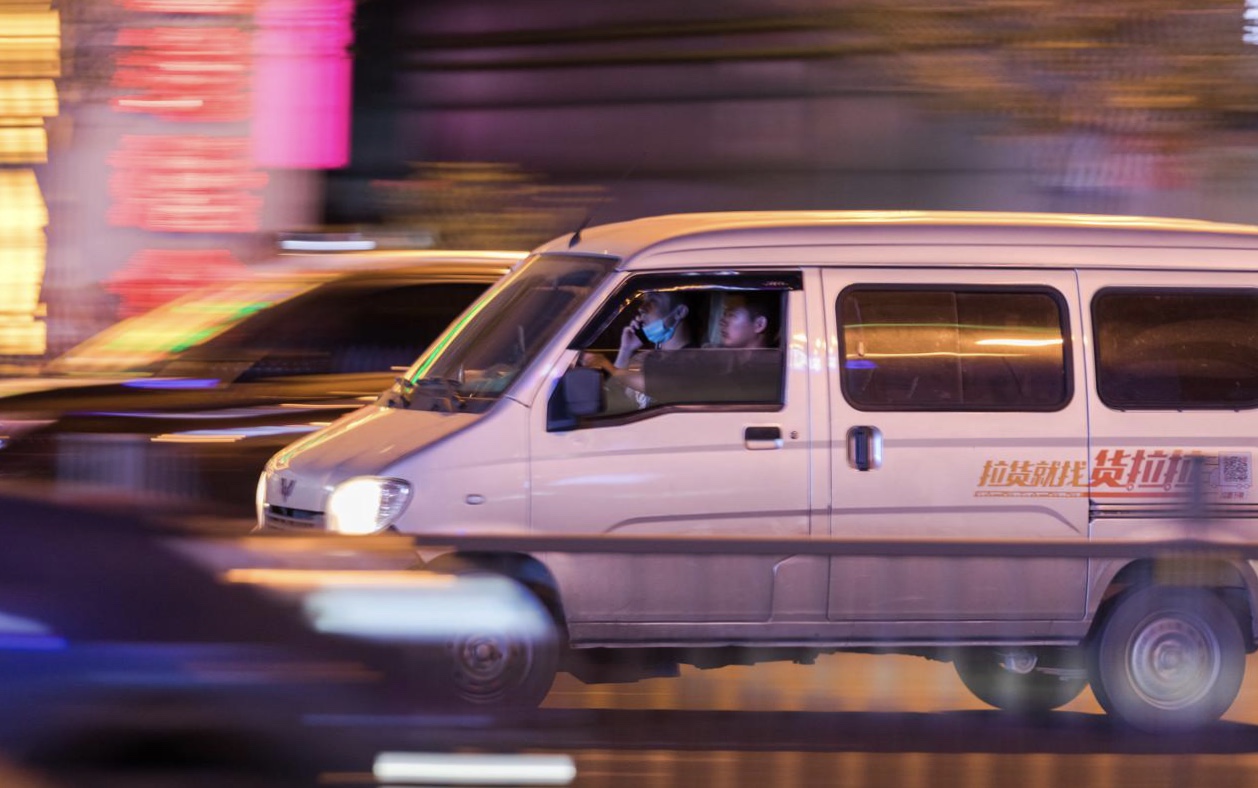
[379,401,532,538]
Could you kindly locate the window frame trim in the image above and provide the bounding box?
[558,270,802,430]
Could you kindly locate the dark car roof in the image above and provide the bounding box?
[43,255,517,379]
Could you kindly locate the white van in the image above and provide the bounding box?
[257,212,1258,730]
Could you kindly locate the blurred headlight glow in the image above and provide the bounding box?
[255,471,267,527]
[326,476,411,535]
[0,418,53,449]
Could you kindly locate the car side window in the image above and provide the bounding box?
[326,283,489,373]
[571,274,796,422]
[232,282,489,379]
[840,287,1070,411]
[1094,288,1258,410]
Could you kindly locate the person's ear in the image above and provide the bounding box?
[672,304,689,321]
[753,315,768,334]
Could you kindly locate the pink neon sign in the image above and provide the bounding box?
[112,27,252,123]
[251,0,354,169]
[109,135,267,233]
[119,0,256,14]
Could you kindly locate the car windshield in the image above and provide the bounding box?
[388,253,617,413]
[42,276,327,377]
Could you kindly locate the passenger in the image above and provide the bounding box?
[715,292,776,349]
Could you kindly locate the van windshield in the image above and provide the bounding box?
[388,253,617,413]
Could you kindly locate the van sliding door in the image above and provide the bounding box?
[824,268,1088,630]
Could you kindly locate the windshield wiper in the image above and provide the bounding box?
[387,376,417,409]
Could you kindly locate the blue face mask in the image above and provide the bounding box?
[641,317,675,345]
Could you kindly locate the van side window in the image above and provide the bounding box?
[840,288,1069,411]
[572,276,793,421]
[1094,289,1258,410]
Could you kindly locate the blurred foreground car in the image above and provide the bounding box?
[0,485,557,787]
[0,250,519,525]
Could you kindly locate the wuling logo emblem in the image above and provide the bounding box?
[280,477,296,501]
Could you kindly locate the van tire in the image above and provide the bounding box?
[953,648,1088,713]
[445,584,559,708]
[1088,586,1245,731]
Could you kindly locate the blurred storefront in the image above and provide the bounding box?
[33,0,354,362]
[19,0,1258,366]
[331,1,1256,230]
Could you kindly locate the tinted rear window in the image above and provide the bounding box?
[1094,289,1258,409]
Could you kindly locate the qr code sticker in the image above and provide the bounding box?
[1218,453,1252,491]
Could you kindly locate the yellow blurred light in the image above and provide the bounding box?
[0,168,47,355]
[0,5,55,358]
[0,124,45,162]
[974,338,1064,348]
[0,168,47,230]
[224,568,457,589]
[0,8,59,78]
[0,78,56,117]
[0,52,59,79]
[0,10,59,38]
[0,319,44,354]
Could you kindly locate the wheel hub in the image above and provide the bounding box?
[458,636,513,678]
[1129,615,1219,709]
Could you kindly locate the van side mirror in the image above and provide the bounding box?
[547,366,604,431]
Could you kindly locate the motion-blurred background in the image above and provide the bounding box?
[9,0,1258,370]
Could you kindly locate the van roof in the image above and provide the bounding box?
[540,211,1258,264]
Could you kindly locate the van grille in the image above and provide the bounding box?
[263,505,325,530]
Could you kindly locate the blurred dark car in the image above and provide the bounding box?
[0,486,429,787]
[0,251,519,526]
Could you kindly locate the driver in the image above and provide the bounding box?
[581,290,695,410]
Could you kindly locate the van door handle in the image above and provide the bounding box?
[848,425,883,471]
[744,426,783,450]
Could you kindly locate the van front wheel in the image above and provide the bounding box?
[954,647,1088,713]
[1089,586,1245,732]
[448,629,557,708]
[445,580,560,709]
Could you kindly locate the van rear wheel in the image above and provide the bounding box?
[1088,586,1244,732]
[954,647,1088,713]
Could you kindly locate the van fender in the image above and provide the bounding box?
[1087,556,1258,647]
[422,547,567,627]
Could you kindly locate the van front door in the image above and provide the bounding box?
[530,274,817,638]
[823,268,1089,628]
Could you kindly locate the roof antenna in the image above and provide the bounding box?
[567,162,637,248]
[568,213,593,248]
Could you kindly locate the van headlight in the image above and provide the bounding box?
[326,477,412,535]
